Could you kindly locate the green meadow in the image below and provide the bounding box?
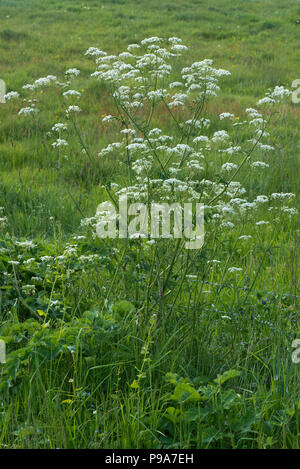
[0,0,299,449]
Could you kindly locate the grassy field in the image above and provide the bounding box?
[0,0,299,449]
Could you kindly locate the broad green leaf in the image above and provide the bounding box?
[171,382,201,403]
[130,379,139,389]
[214,369,241,385]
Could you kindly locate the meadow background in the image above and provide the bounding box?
[0,0,299,449]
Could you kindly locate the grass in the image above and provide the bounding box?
[0,0,299,449]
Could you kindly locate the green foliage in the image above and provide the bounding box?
[160,371,299,448]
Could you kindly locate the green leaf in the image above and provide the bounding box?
[164,406,182,424]
[171,382,201,403]
[213,369,241,385]
[165,372,179,384]
[232,410,257,433]
[183,407,201,422]
[130,379,139,389]
[112,300,135,318]
[37,309,47,317]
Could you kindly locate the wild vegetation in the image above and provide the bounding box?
[0,0,299,449]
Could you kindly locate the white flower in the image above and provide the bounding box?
[99,142,122,156]
[256,143,274,151]
[169,81,183,89]
[119,52,134,60]
[141,37,162,46]
[257,86,291,106]
[4,91,19,100]
[127,43,140,52]
[147,89,169,100]
[34,77,51,87]
[85,47,107,57]
[251,161,269,169]
[0,217,8,228]
[18,107,36,116]
[281,207,298,216]
[168,37,182,44]
[271,86,291,100]
[219,112,235,120]
[41,256,53,262]
[255,195,269,204]
[186,161,204,170]
[193,136,209,144]
[171,44,188,53]
[24,258,36,264]
[220,146,241,155]
[129,233,147,239]
[245,108,261,118]
[102,115,115,122]
[8,260,20,266]
[257,96,275,106]
[52,123,67,132]
[15,240,36,248]
[66,105,81,114]
[212,130,230,142]
[31,277,43,282]
[22,84,35,91]
[126,143,148,152]
[221,221,235,229]
[221,162,238,172]
[22,284,36,295]
[271,192,295,201]
[120,128,136,135]
[185,119,201,128]
[228,267,243,273]
[256,220,269,226]
[240,202,256,211]
[148,128,162,138]
[63,90,81,98]
[249,117,265,126]
[52,139,68,148]
[221,206,235,215]
[65,68,80,77]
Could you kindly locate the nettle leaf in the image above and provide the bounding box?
[213,369,241,385]
[165,372,179,384]
[183,407,200,422]
[202,426,223,444]
[164,406,182,424]
[170,382,202,403]
[231,409,258,433]
[5,357,21,381]
[112,300,135,318]
[218,389,238,410]
[130,379,139,389]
